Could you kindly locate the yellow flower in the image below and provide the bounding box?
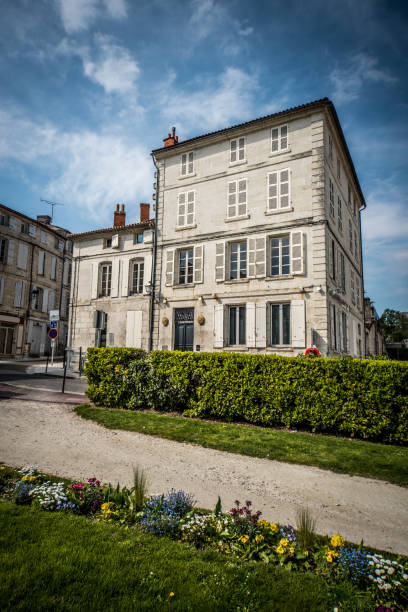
[325,549,338,563]
[169,592,174,598]
[330,534,344,548]
[276,545,285,555]
[270,523,278,533]
[255,535,264,544]
[238,535,249,545]
[279,538,289,547]
[289,547,295,556]
[0,466,5,470]
[257,519,269,530]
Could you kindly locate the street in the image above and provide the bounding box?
[0,360,88,397]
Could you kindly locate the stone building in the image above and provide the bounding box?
[0,203,72,357]
[364,298,386,356]
[68,204,154,354]
[150,98,365,356]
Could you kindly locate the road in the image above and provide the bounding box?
[0,361,88,396]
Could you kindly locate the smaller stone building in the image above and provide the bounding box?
[68,203,154,355]
[0,203,72,357]
[364,298,386,356]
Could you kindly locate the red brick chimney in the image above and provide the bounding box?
[113,203,126,227]
[163,126,178,147]
[140,203,150,222]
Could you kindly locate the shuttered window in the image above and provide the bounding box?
[177,191,195,226]
[271,236,290,276]
[349,219,353,251]
[17,243,28,270]
[100,263,112,297]
[228,179,247,218]
[229,242,247,279]
[181,152,194,176]
[338,197,343,232]
[354,230,358,259]
[329,179,335,217]
[130,260,144,294]
[268,170,290,211]
[38,250,45,275]
[230,137,245,163]
[50,256,57,280]
[271,125,288,152]
[271,303,290,345]
[178,249,194,284]
[14,281,25,307]
[229,306,246,346]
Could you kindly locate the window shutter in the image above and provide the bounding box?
[181,154,187,176]
[194,245,204,284]
[291,299,305,347]
[14,281,22,307]
[38,251,45,275]
[42,288,49,312]
[17,243,28,270]
[178,193,185,226]
[255,303,267,347]
[187,192,195,225]
[0,277,3,304]
[246,302,256,348]
[41,231,47,244]
[248,238,256,278]
[213,304,224,348]
[122,259,130,296]
[63,260,69,285]
[255,237,266,277]
[125,311,143,348]
[7,240,15,265]
[91,264,99,299]
[215,242,225,282]
[28,224,37,237]
[48,290,55,311]
[111,259,120,297]
[51,256,57,280]
[188,152,194,174]
[165,250,175,286]
[291,231,304,275]
[112,234,119,249]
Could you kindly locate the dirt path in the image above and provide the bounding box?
[1,398,407,555]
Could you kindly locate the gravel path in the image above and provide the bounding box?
[1,398,407,555]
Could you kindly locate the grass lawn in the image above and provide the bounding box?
[0,499,372,611]
[75,405,408,487]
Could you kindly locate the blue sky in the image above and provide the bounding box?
[0,0,407,314]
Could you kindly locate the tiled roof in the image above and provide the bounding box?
[68,219,154,239]
[0,202,71,236]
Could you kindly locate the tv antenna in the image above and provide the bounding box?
[40,199,64,222]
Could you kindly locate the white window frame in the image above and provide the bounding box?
[178,248,194,285]
[229,241,247,280]
[270,235,290,276]
[181,151,194,176]
[270,303,291,346]
[329,179,335,217]
[228,305,246,346]
[130,259,144,295]
[177,191,195,227]
[227,178,247,218]
[337,196,343,232]
[230,137,245,163]
[271,124,289,153]
[99,263,112,297]
[267,169,290,211]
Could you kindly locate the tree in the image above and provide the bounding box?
[379,309,408,342]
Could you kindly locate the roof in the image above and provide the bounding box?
[151,97,366,208]
[0,202,71,237]
[68,219,154,239]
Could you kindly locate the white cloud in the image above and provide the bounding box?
[56,0,127,34]
[188,0,253,53]
[330,53,397,105]
[362,197,408,244]
[160,67,261,134]
[0,108,151,223]
[82,34,140,94]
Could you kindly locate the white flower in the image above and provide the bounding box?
[388,568,395,575]
[375,570,382,575]
[402,573,408,579]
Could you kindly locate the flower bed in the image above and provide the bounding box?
[1,465,407,611]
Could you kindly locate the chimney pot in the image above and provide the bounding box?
[116,203,120,211]
[121,204,125,212]
[113,203,126,227]
[163,126,178,147]
[140,203,150,222]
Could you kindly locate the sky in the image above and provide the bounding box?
[0,0,407,315]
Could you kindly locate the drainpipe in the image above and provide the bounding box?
[149,155,160,352]
[359,201,367,357]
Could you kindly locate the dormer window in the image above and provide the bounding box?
[181,152,194,176]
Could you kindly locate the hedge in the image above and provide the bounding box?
[85,348,408,444]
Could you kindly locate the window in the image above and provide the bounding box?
[38,250,45,275]
[331,239,336,280]
[48,290,55,311]
[349,219,353,251]
[0,213,8,226]
[340,252,345,292]
[67,262,72,285]
[28,224,37,237]
[181,152,194,176]
[350,268,355,304]
[229,305,246,345]
[230,137,245,163]
[229,242,247,280]
[58,240,64,251]
[134,233,144,244]
[177,191,195,226]
[271,236,290,276]
[13,281,25,308]
[356,280,361,308]
[50,256,57,280]
[40,231,47,244]
[354,230,358,259]
[342,312,347,352]
[228,179,247,218]
[353,195,357,217]
[271,125,288,153]
[329,179,334,217]
[66,240,73,253]
[268,170,290,211]
[17,243,28,270]
[64,290,70,318]
[0,239,6,263]
[337,157,341,180]
[331,304,337,350]
[337,196,343,232]
[99,263,112,297]
[20,223,28,234]
[104,238,112,248]
[271,303,290,345]
[130,260,144,294]
[328,134,333,162]
[31,287,43,311]
[178,249,193,284]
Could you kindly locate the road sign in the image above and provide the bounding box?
[49,310,60,322]
[49,320,57,329]
[48,328,58,339]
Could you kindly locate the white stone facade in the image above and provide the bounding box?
[151,98,365,356]
[68,209,154,357]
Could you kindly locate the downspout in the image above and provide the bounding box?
[359,201,367,356]
[149,154,160,352]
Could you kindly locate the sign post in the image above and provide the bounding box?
[48,328,58,366]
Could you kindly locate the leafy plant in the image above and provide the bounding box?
[131,466,148,513]
[229,500,262,536]
[296,507,316,551]
[140,489,195,537]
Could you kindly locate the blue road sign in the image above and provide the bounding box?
[50,320,57,329]
[48,328,58,339]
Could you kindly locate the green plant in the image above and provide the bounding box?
[296,507,317,551]
[131,466,148,512]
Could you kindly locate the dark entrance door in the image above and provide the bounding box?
[174,308,194,351]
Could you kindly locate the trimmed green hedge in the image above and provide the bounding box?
[85,348,408,444]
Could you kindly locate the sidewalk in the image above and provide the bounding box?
[0,383,90,405]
